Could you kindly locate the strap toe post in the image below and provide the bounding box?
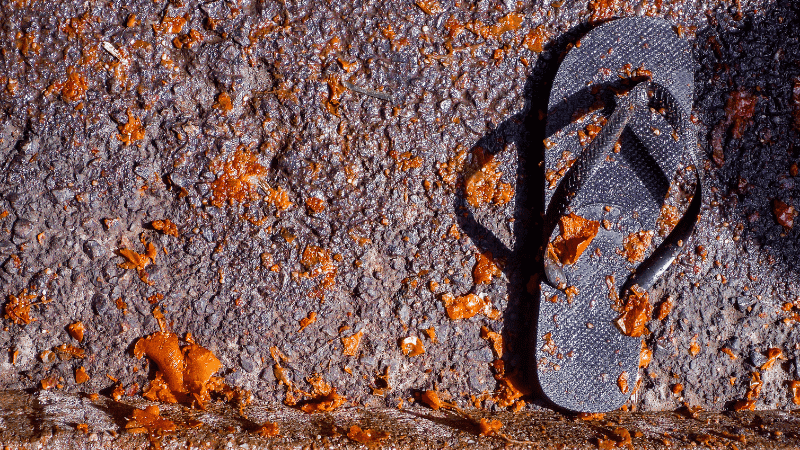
[543,81,654,289]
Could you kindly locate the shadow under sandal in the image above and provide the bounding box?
[536,17,702,413]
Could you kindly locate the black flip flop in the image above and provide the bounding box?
[535,17,702,412]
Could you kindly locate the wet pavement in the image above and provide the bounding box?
[1,0,800,445]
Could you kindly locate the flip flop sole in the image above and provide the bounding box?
[537,17,695,413]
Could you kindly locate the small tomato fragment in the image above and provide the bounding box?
[789,380,800,406]
[547,213,599,265]
[419,390,443,410]
[298,311,317,332]
[478,418,503,436]
[480,326,503,358]
[254,422,280,437]
[400,336,425,357]
[473,251,502,284]
[342,330,363,357]
[440,292,499,320]
[75,366,90,384]
[774,199,797,229]
[759,347,783,371]
[614,285,652,337]
[622,230,654,263]
[125,405,176,435]
[617,371,629,394]
[67,321,85,341]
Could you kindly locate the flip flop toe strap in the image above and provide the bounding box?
[544,80,701,291]
[622,83,702,292]
[544,82,649,234]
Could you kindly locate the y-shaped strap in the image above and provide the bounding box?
[544,80,701,292]
[544,82,649,234]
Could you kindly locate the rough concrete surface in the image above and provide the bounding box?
[1,0,800,446]
[2,390,800,449]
